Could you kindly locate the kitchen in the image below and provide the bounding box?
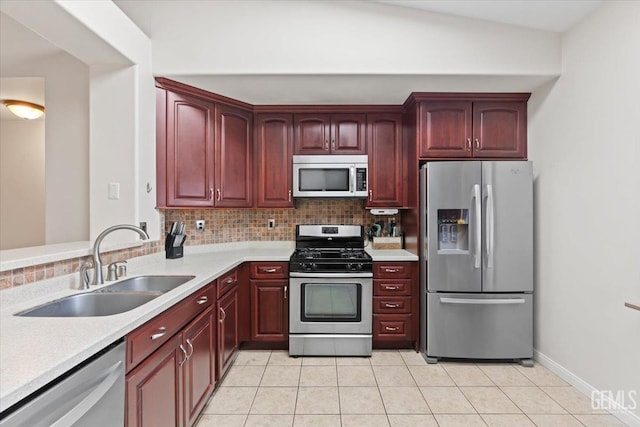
[1,1,639,427]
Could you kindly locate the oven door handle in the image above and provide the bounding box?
[290,272,373,278]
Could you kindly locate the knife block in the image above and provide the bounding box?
[165,233,186,259]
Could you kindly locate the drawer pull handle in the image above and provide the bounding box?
[225,277,235,284]
[384,285,400,290]
[284,285,288,300]
[263,268,277,273]
[384,303,400,308]
[219,307,226,323]
[384,268,400,273]
[196,296,208,305]
[150,327,167,341]
[179,344,188,366]
[385,326,400,331]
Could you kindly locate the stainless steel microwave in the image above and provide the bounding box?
[293,155,368,198]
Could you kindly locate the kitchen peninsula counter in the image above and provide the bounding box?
[0,241,416,412]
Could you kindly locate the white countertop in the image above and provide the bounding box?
[0,241,417,412]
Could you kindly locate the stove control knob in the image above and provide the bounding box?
[355,263,363,271]
[346,263,353,271]
[310,263,317,271]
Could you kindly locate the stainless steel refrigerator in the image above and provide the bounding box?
[419,161,533,366]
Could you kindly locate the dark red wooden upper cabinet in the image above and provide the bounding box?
[419,101,472,158]
[367,113,403,207]
[331,114,367,154]
[418,97,527,160]
[165,91,215,207]
[472,101,526,158]
[293,114,331,154]
[256,114,293,208]
[293,113,366,155]
[215,105,253,207]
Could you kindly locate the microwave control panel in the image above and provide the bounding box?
[356,168,367,191]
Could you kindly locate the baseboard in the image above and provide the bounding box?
[534,349,640,427]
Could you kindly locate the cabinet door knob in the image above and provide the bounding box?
[150,326,167,341]
[331,139,335,150]
[325,140,329,151]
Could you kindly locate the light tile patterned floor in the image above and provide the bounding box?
[196,350,627,427]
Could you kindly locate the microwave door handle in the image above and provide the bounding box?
[350,166,355,194]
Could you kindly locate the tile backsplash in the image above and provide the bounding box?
[0,241,163,290]
[1,199,400,289]
[162,199,397,245]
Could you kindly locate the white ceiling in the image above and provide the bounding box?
[375,0,602,32]
[2,1,603,108]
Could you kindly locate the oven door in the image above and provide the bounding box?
[289,273,372,334]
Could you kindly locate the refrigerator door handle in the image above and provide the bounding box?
[486,184,495,269]
[472,184,481,269]
[440,297,525,305]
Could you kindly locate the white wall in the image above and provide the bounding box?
[529,0,640,422]
[116,0,562,104]
[125,0,560,76]
[0,44,90,245]
[1,0,158,246]
[0,120,45,249]
[42,52,90,244]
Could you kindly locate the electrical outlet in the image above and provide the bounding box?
[268,219,275,229]
[196,220,205,231]
[108,182,120,200]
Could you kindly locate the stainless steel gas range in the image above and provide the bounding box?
[289,225,373,357]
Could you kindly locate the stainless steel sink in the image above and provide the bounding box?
[15,292,162,317]
[96,275,195,294]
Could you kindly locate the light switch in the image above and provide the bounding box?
[108,182,120,200]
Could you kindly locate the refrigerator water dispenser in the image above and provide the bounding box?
[437,209,469,253]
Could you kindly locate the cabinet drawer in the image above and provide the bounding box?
[374,279,412,296]
[373,296,411,314]
[374,262,413,278]
[217,269,239,298]
[373,314,413,340]
[250,262,288,279]
[126,284,214,371]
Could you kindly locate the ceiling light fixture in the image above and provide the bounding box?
[2,99,45,120]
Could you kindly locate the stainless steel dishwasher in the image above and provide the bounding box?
[0,340,125,427]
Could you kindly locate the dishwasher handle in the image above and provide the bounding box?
[50,360,123,427]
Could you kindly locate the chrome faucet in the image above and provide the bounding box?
[89,224,149,287]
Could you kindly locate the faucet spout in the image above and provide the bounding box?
[90,224,149,287]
